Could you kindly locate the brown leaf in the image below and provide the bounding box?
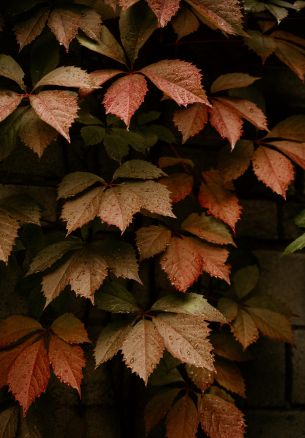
[182,212,234,245]
[0,316,43,348]
[48,335,85,394]
[122,318,165,383]
[172,7,200,40]
[199,394,245,438]
[217,140,254,182]
[0,55,25,89]
[146,0,181,27]
[113,159,166,180]
[0,339,35,389]
[269,140,305,170]
[42,258,73,306]
[217,298,238,322]
[265,115,305,142]
[186,364,215,391]
[95,320,132,366]
[79,69,122,97]
[158,157,194,169]
[136,225,172,260]
[199,170,242,231]
[58,171,104,199]
[209,98,243,149]
[274,40,305,81]
[0,208,20,263]
[141,59,209,106]
[79,8,102,41]
[245,307,293,343]
[33,66,94,90]
[191,238,230,283]
[211,73,260,94]
[0,91,23,123]
[30,90,79,142]
[173,103,208,143]
[215,358,246,397]
[231,309,259,349]
[145,388,180,434]
[8,338,50,415]
[103,73,148,126]
[100,240,141,283]
[159,173,194,203]
[244,30,276,63]
[216,97,268,131]
[166,395,199,438]
[47,8,82,51]
[131,180,175,218]
[18,108,58,157]
[252,146,294,198]
[51,313,90,344]
[153,314,214,370]
[13,8,50,51]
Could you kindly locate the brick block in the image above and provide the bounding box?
[243,339,286,408]
[292,329,305,404]
[237,200,278,240]
[254,250,305,325]
[246,410,305,438]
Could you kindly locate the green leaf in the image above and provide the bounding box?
[294,209,305,227]
[149,124,176,143]
[96,280,140,313]
[137,111,160,125]
[233,265,259,298]
[104,132,130,161]
[81,126,105,146]
[284,233,305,254]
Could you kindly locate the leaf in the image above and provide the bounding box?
[191,239,230,283]
[152,292,226,323]
[145,388,180,434]
[0,316,43,348]
[13,8,50,51]
[0,406,18,438]
[159,173,194,203]
[18,108,58,157]
[8,338,50,415]
[95,320,132,366]
[172,7,200,40]
[0,91,23,123]
[185,0,244,35]
[252,146,294,198]
[284,232,305,254]
[0,339,35,389]
[166,395,199,438]
[0,54,25,89]
[214,359,245,397]
[51,313,89,344]
[244,31,276,63]
[265,115,305,142]
[217,140,254,182]
[103,74,148,127]
[141,60,209,106]
[81,126,105,145]
[79,69,122,97]
[211,73,260,94]
[33,66,94,89]
[245,307,293,343]
[96,280,140,313]
[146,0,181,27]
[27,240,81,275]
[199,170,242,231]
[136,225,172,260]
[153,314,214,370]
[158,156,194,169]
[48,334,85,394]
[231,309,259,349]
[113,159,166,180]
[119,2,157,64]
[58,172,104,199]
[186,364,215,391]
[211,332,251,362]
[217,298,238,322]
[209,98,243,149]
[173,103,208,143]
[122,319,165,383]
[199,394,245,438]
[269,140,305,170]
[42,258,73,306]
[233,265,259,299]
[274,39,305,81]
[79,8,102,41]
[30,90,79,142]
[0,208,20,263]
[77,25,127,65]
[182,212,234,245]
[47,8,82,51]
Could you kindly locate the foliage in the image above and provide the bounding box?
[0,0,303,436]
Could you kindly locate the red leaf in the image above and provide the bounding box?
[48,335,85,394]
[159,173,194,203]
[103,74,148,126]
[199,394,245,438]
[173,103,208,143]
[0,316,43,348]
[141,60,209,106]
[51,313,90,344]
[7,338,50,415]
[191,238,230,283]
[269,140,305,170]
[14,7,50,51]
[30,90,79,142]
[216,97,268,131]
[79,69,122,97]
[146,0,181,27]
[166,395,199,438]
[209,98,243,149]
[0,91,23,123]
[47,8,82,51]
[252,146,294,198]
[199,170,242,231]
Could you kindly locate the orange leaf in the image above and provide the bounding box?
[269,140,305,170]
[0,316,43,348]
[51,313,90,344]
[216,97,268,131]
[103,73,148,126]
[8,338,50,415]
[173,103,208,143]
[215,358,246,397]
[48,334,85,394]
[209,98,243,149]
[252,146,294,198]
[231,309,259,349]
[159,173,194,203]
